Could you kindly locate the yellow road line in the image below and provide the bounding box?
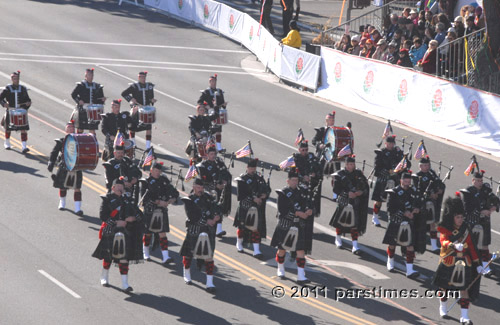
[2,134,375,325]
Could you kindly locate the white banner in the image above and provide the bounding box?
[127,0,319,90]
[317,46,500,156]
[280,45,321,90]
[218,4,245,43]
[192,0,220,30]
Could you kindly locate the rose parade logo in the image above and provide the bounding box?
[363,71,374,93]
[203,3,209,19]
[229,14,235,30]
[334,62,342,83]
[467,99,480,126]
[431,89,442,113]
[296,57,304,75]
[249,26,253,41]
[178,0,183,10]
[398,79,408,102]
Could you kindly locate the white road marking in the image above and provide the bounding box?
[0,37,249,53]
[0,58,265,76]
[98,66,296,149]
[0,52,264,72]
[38,270,81,299]
[0,68,495,279]
[314,260,390,280]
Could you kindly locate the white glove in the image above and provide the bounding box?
[454,243,464,252]
[477,266,484,274]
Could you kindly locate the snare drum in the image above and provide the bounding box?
[139,106,156,124]
[324,126,354,161]
[84,104,104,122]
[9,108,28,127]
[123,139,135,160]
[64,134,99,171]
[209,108,228,125]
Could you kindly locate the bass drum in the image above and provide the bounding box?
[64,133,99,171]
[324,126,354,162]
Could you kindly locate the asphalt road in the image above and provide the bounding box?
[0,1,499,325]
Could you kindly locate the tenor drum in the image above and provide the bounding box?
[139,106,156,124]
[64,133,99,171]
[9,108,28,127]
[84,104,104,122]
[123,139,135,160]
[196,138,208,159]
[324,126,354,161]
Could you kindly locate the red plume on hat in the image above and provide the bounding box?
[119,176,125,181]
[455,191,461,197]
[159,162,164,165]
[480,169,485,174]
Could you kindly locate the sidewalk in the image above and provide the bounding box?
[217,0,377,45]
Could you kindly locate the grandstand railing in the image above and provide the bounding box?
[320,1,418,45]
[435,28,500,94]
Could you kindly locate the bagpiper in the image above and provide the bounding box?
[291,140,323,254]
[271,168,313,284]
[383,172,422,278]
[371,135,404,226]
[140,161,179,264]
[197,74,227,152]
[100,99,133,161]
[329,156,369,255]
[103,143,142,202]
[234,158,271,259]
[47,120,84,215]
[432,195,484,323]
[185,103,219,162]
[180,178,222,293]
[312,110,341,176]
[412,156,445,252]
[460,170,499,276]
[121,71,157,149]
[196,146,232,238]
[92,177,144,292]
[70,68,106,135]
[1,71,32,152]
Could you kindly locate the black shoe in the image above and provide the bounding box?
[440,315,450,320]
[163,257,174,265]
[58,207,65,211]
[185,280,192,285]
[123,286,134,293]
[253,253,264,260]
[5,147,11,150]
[297,279,311,285]
[406,271,420,279]
[216,231,226,238]
[352,248,362,256]
[22,148,30,154]
[206,286,216,294]
[237,249,244,253]
[145,257,152,262]
[75,210,84,216]
[218,149,226,154]
[460,320,473,325]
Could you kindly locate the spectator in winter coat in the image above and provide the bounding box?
[409,38,428,66]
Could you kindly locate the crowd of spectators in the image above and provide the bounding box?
[332,2,486,81]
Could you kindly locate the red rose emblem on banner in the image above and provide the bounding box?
[178,0,183,9]
[229,14,235,30]
[249,25,253,40]
[204,4,209,19]
[363,71,374,93]
[296,57,304,75]
[398,79,408,102]
[432,89,442,113]
[467,100,479,125]
[334,62,342,83]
